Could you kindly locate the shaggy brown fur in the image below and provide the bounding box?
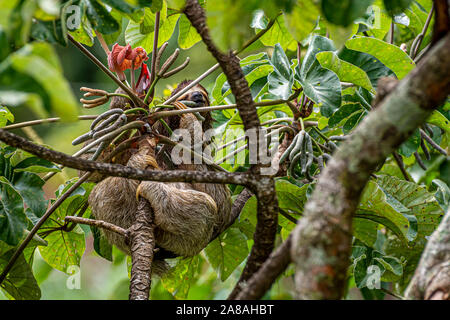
[88,81,232,275]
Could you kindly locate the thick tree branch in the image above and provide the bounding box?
[290,33,450,299]
[0,129,252,186]
[228,134,293,299]
[129,198,156,300]
[405,209,450,300]
[236,236,292,300]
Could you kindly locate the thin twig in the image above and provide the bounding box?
[94,30,111,56]
[152,96,301,120]
[2,115,97,130]
[65,216,128,237]
[393,151,411,181]
[412,4,435,59]
[420,129,448,156]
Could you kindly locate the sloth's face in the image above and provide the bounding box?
[176,85,210,108]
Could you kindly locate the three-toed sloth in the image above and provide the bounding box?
[88,81,233,274]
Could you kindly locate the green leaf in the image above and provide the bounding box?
[13,157,61,174]
[0,251,41,300]
[178,14,201,49]
[355,0,392,38]
[398,129,420,157]
[328,103,363,127]
[384,0,414,15]
[321,0,374,27]
[432,179,449,212]
[11,172,48,219]
[373,253,403,282]
[356,180,417,243]
[259,15,296,50]
[38,194,86,273]
[276,180,308,217]
[0,105,14,127]
[343,109,367,133]
[284,0,320,41]
[427,111,450,133]
[161,256,201,299]
[31,18,68,46]
[125,6,179,52]
[91,216,113,261]
[317,51,375,93]
[296,36,342,117]
[206,0,254,51]
[0,26,9,63]
[241,180,307,230]
[204,228,248,281]
[102,0,136,14]
[84,0,120,35]
[379,175,444,288]
[0,177,28,246]
[345,37,415,79]
[268,44,294,100]
[68,17,95,46]
[338,46,395,88]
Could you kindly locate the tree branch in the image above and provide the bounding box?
[64,216,128,237]
[0,129,252,186]
[129,198,156,300]
[290,33,450,299]
[236,236,292,300]
[2,115,97,130]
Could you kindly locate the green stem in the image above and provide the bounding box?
[311,126,330,143]
[124,108,149,115]
[144,76,160,105]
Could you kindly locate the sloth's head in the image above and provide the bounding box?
[171,80,210,108]
[170,80,212,129]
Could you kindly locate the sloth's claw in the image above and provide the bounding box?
[172,101,188,110]
[143,155,159,169]
[136,184,143,201]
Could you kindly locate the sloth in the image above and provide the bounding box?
[88,81,233,274]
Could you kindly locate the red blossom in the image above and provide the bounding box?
[108,43,149,81]
[136,63,151,96]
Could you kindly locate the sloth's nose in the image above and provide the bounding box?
[191,91,204,102]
